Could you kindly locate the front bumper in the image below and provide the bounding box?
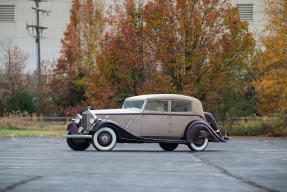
[63,135,92,139]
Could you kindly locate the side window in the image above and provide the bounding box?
[145,100,168,112]
[171,100,191,112]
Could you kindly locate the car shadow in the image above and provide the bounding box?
[105,150,191,153]
[81,149,224,153]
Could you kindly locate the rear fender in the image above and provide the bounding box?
[204,112,222,138]
[185,121,225,143]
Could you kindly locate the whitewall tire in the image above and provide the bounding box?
[92,127,117,151]
[188,137,208,151]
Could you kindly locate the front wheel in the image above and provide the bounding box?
[66,138,90,151]
[187,137,208,152]
[159,143,178,151]
[92,127,117,151]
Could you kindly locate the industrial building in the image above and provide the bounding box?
[0,0,266,73]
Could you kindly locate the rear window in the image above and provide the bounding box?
[171,100,191,112]
[145,100,168,112]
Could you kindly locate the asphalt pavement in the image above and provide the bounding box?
[0,137,286,192]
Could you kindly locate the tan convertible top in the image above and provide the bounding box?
[126,94,195,101]
[125,94,205,117]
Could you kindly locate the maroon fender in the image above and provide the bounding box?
[90,119,145,142]
[204,112,222,138]
[66,121,79,134]
[185,120,226,143]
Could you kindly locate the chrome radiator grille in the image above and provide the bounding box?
[82,110,93,131]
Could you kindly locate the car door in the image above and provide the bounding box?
[141,100,170,137]
[168,100,194,137]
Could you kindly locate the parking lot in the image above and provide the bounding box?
[0,137,286,192]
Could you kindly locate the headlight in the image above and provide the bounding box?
[89,114,97,124]
[75,114,82,124]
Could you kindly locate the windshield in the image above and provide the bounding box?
[122,100,145,110]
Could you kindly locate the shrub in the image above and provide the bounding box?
[5,90,38,114]
[222,113,287,136]
[229,121,266,136]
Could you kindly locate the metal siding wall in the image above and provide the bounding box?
[230,0,266,39]
[0,0,267,73]
[0,0,72,73]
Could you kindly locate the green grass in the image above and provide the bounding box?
[0,129,66,137]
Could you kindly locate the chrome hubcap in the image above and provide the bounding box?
[101,134,109,144]
[97,131,112,146]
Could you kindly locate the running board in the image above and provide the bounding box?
[63,135,92,139]
[141,137,189,144]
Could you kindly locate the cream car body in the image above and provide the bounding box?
[64,94,226,151]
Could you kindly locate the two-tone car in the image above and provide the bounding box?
[63,94,226,151]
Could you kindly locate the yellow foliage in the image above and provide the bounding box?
[253,0,287,115]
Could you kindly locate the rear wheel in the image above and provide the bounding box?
[159,143,178,151]
[66,137,90,151]
[92,127,117,151]
[187,136,208,151]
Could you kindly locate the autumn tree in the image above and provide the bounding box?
[45,0,81,115]
[45,0,104,115]
[89,0,254,114]
[143,0,254,114]
[85,0,146,108]
[80,0,104,73]
[0,44,29,95]
[0,43,38,115]
[252,0,287,115]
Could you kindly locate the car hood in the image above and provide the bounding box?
[90,108,141,115]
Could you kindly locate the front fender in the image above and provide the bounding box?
[66,121,79,134]
[90,119,144,141]
[185,120,226,143]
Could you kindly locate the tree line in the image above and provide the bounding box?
[0,0,286,122]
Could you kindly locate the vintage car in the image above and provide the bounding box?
[63,94,226,152]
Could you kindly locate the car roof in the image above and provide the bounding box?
[125,94,196,102]
[125,94,205,118]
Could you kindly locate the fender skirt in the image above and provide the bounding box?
[186,121,226,143]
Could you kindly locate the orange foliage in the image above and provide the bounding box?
[85,0,146,108]
[45,0,104,115]
[86,0,254,110]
